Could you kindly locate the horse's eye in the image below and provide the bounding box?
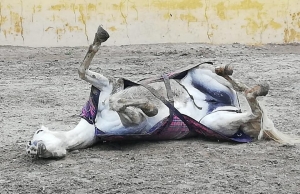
[36,130,43,134]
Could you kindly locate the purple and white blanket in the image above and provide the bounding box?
[81,85,252,143]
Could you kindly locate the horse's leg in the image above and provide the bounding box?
[216,65,271,138]
[27,26,110,159]
[78,26,111,91]
[189,65,268,138]
[199,83,269,138]
[109,98,158,126]
[215,65,268,115]
[110,98,158,117]
[215,65,251,92]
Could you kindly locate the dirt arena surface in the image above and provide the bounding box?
[0,43,300,194]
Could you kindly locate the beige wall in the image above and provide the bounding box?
[1,0,300,47]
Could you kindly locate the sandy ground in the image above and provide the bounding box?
[0,43,300,194]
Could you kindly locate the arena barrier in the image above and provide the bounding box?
[1,0,300,46]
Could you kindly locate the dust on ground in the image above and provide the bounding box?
[0,43,300,194]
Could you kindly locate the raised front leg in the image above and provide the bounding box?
[78,26,112,92]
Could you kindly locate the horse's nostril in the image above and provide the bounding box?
[27,150,30,154]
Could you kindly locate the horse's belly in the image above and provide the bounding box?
[94,110,123,133]
[95,108,166,135]
[176,99,209,122]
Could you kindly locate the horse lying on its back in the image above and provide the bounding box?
[26,26,300,159]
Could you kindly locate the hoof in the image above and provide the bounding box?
[215,64,233,76]
[224,64,233,75]
[257,82,269,96]
[246,82,269,98]
[95,26,110,43]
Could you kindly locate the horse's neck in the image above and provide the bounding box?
[63,119,96,150]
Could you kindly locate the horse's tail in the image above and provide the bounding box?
[258,101,300,144]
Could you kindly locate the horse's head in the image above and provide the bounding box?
[26,126,66,158]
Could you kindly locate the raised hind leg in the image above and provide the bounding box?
[199,81,269,138]
[216,65,271,139]
[215,64,269,116]
[216,66,300,143]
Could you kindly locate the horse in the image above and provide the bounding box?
[26,26,300,159]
